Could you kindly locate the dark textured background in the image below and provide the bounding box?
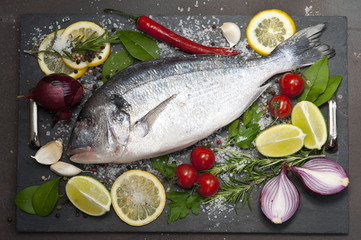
[1,0,360,239]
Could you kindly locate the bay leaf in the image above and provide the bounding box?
[297,56,328,102]
[313,76,342,106]
[116,30,160,61]
[305,57,329,102]
[102,50,134,82]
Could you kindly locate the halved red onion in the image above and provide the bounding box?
[20,73,83,125]
[290,158,349,195]
[260,167,299,224]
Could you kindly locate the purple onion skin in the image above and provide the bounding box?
[260,167,300,224]
[25,73,83,122]
[290,158,349,195]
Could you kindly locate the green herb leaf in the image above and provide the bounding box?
[228,102,262,149]
[32,177,61,217]
[166,191,201,223]
[116,30,160,61]
[14,185,40,215]
[297,56,328,102]
[186,194,202,215]
[235,123,260,149]
[102,50,135,82]
[305,57,329,102]
[151,155,176,180]
[243,102,262,126]
[313,76,342,106]
[297,56,342,105]
[228,120,239,139]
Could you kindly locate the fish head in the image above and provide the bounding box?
[67,100,130,164]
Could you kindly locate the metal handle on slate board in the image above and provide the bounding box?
[326,96,337,153]
[29,99,41,149]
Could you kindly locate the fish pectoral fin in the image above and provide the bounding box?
[134,94,177,137]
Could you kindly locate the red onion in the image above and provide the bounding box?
[290,158,349,195]
[260,167,299,224]
[20,73,83,124]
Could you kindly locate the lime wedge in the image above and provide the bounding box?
[65,175,111,216]
[291,101,327,149]
[255,124,306,157]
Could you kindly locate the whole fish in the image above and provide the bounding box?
[67,23,334,164]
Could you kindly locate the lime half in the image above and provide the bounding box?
[65,175,111,216]
[255,124,306,157]
[291,101,327,149]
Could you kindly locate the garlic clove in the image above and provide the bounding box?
[220,22,241,48]
[50,161,82,177]
[31,138,63,165]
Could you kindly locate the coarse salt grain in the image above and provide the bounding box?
[52,34,71,54]
[30,15,268,218]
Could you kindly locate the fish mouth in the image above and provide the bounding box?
[67,146,103,164]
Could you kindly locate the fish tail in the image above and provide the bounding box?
[272,23,335,69]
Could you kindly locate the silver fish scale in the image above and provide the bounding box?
[117,59,270,162]
[68,24,335,164]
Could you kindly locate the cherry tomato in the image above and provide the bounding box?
[279,73,304,97]
[268,94,292,119]
[197,173,219,197]
[190,146,215,170]
[175,164,198,189]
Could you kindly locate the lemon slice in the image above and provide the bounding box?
[291,101,327,149]
[246,9,296,56]
[61,21,111,69]
[111,170,166,226]
[255,124,306,157]
[65,175,111,216]
[37,30,87,79]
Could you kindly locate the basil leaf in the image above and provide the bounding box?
[32,177,61,217]
[297,56,328,102]
[14,185,40,215]
[102,50,134,82]
[313,76,342,106]
[116,30,160,61]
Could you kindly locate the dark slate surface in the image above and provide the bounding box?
[17,14,348,233]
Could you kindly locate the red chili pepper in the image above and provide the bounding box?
[104,9,240,56]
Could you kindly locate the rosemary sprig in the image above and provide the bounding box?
[66,29,119,56]
[204,148,325,208]
[24,28,119,61]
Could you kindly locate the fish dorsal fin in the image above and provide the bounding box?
[134,94,177,137]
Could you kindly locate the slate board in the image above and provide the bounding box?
[17,14,348,233]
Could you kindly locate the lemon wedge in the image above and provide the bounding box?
[255,124,306,157]
[246,9,296,56]
[111,170,166,226]
[65,175,111,216]
[61,21,111,69]
[291,101,327,149]
[37,30,87,79]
